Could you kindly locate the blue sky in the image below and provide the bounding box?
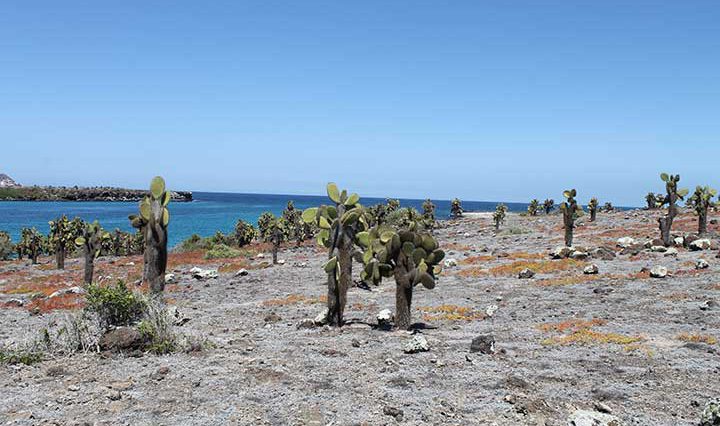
[1,1,719,206]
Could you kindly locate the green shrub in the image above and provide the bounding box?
[204,243,242,259]
[0,346,44,365]
[85,281,146,330]
[233,220,257,247]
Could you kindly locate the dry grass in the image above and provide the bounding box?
[25,293,86,313]
[418,305,486,322]
[443,242,472,252]
[663,292,690,301]
[458,259,586,278]
[538,318,644,349]
[536,274,602,287]
[460,255,494,265]
[262,294,327,307]
[676,333,718,345]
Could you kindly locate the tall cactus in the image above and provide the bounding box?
[18,228,44,264]
[658,173,688,246]
[588,198,599,222]
[493,203,508,231]
[48,215,82,270]
[358,221,444,330]
[645,192,657,209]
[302,183,368,326]
[688,185,717,235]
[258,212,288,264]
[527,199,540,216]
[0,231,13,261]
[282,201,305,246]
[75,221,110,284]
[422,199,436,229]
[128,176,170,293]
[560,189,584,247]
[450,198,463,218]
[543,199,555,214]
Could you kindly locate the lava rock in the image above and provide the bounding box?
[470,335,496,354]
[583,264,599,275]
[518,268,535,279]
[650,266,668,278]
[98,327,144,352]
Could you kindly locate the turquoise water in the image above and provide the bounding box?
[0,192,531,248]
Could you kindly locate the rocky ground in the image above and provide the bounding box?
[1,209,719,425]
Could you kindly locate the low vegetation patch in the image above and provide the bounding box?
[459,259,585,278]
[536,274,604,287]
[538,318,644,349]
[418,305,486,322]
[85,281,146,330]
[262,294,327,307]
[204,243,242,260]
[0,346,44,365]
[677,333,717,345]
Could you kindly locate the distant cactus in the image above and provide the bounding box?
[560,189,584,247]
[493,203,508,230]
[386,198,400,213]
[258,212,289,264]
[48,215,83,269]
[645,192,658,209]
[75,221,110,284]
[302,183,369,326]
[18,228,44,264]
[234,219,257,247]
[601,202,614,212]
[282,201,305,245]
[257,212,275,240]
[543,199,555,215]
[527,199,540,216]
[450,198,463,218]
[422,199,436,227]
[387,207,424,230]
[128,176,171,293]
[588,198,599,222]
[357,221,444,330]
[657,173,688,247]
[688,186,717,235]
[0,231,13,260]
[367,203,388,226]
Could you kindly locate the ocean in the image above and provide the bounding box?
[0,192,533,248]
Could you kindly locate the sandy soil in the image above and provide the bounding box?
[1,209,719,425]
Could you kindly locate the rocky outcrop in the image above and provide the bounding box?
[0,173,20,188]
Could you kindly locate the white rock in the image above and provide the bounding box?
[256,253,266,259]
[617,237,637,248]
[234,268,249,277]
[403,334,429,354]
[568,409,623,426]
[377,309,394,325]
[690,238,712,251]
[650,245,667,253]
[277,259,286,265]
[485,305,498,317]
[696,259,710,270]
[664,248,679,257]
[165,273,176,283]
[463,233,471,238]
[674,236,685,247]
[650,265,668,278]
[550,246,572,259]
[583,264,599,275]
[190,267,218,280]
[313,308,329,325]
[444,258,458,268]
[569,250,588,260]
[48,286,86,299]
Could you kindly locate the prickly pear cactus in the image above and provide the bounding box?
[588,198,599,222]
[527,199,540,216]
[0,231,13,261]
[450,198,463,218]
[234,219,257,247]
[422,199,436,230]
[258,212,289,264]
[302,183,368,326]
[688,185,717,235]
[658,173,688,246]
[128,176,171,293]
[543,199,555,214]
[18,228,44,264]
[493,203,508,231]
[75,221,110,284]
[48,215,82,270]
[357,221,444,330]
[560,189,584,247]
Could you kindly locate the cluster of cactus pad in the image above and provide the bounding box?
[588,198,599,222]
[0,231,12,261]
[258,212,289,264]
[75,221,110,284]
[658,173,688,247]
[560,189,584,247]
[688,185,717,235]
[17,228,45,264]
[543,199,555,214]
[450,198,463,218]
[493,203,507,230]
[234,219,257,247]
[527,199,540,216]
[357,221,444,329]
[129,176,171,293]
[48,215,84,269]
[302,183,368,326]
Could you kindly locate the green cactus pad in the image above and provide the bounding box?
[345,193,360,206]
[327,183,341,204]
[150,176,166,199]
[302,208,318,224]
[324,256,338,273]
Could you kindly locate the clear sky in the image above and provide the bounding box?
[1,1,719,206]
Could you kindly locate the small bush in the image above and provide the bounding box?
[137,299,177,354]
[0,346,43,365]
[85,281,146,330]
[204,243,242,260]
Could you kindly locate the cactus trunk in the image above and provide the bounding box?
[698,204,708,235]
[144,223,167,293]
[564,224,573,247]
[55,248,65,270]
[83,250,94,284]
[393,251,414,330]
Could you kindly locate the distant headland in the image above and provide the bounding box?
[0,173,193,202]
